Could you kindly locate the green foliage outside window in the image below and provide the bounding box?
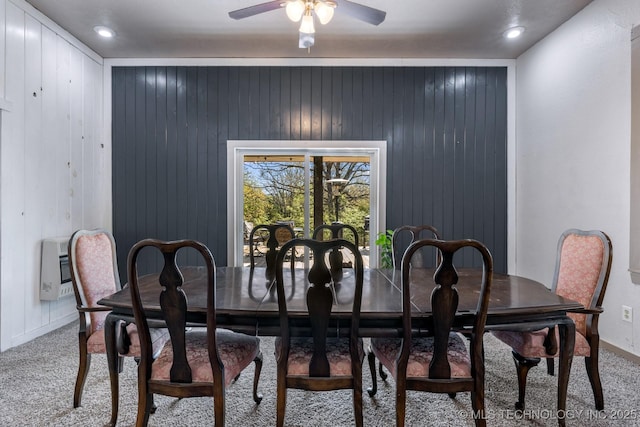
[243,159,371,244]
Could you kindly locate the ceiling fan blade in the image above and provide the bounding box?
[336,0,386,26]
[229,1,284,20]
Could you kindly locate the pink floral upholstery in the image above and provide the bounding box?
[151,329,260,387]
[86,320,169,356]
[74,233,118,336]
[491,232,605,360]
[555,234,604,336]
[274,337,365,377]
[492,327,591,358]
[370,332,471,379]
[74,231,171,357]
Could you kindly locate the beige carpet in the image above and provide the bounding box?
[0,322,639,426]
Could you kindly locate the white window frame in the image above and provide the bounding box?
[227,140,387,267]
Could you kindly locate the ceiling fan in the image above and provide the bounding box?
[229,1,386,49]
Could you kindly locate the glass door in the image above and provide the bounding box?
[227,141,387,267]
[242,154,371,267]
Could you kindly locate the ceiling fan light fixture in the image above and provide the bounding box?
[299,31,315,49]
[314,1,335,25]
[299,13,315,34]
[286,0,305,22]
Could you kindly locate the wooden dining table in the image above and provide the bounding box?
[98,266,581,426]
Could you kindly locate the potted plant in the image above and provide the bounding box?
[375,229,394,269]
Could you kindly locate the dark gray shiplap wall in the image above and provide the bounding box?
[112,66,507,276]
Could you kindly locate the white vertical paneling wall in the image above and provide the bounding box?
[2,0,28,350]
[23,13,43,332]
[0,0,106,351]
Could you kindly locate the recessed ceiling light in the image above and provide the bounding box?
[94,26,115,38]
[504,26,525,39]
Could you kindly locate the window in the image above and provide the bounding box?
[227,141,386,267]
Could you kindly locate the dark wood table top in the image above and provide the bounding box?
[100,266,582,333]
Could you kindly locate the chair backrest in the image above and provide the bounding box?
[312,223,360,281]
[127,239,221,383]
[401,238,493,379]
[249,223,296,281]
[68,229,121,335]
[275,238,364,377]
[312,222,359,247]
[392,225,441,269]
[552,229,612,336]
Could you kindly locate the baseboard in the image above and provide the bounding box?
[6,314,76,351]
[601,340,640,365]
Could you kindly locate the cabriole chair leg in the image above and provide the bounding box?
[366,350,377,396]
[512,351,540,410]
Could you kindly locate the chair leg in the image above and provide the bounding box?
[511,351,540,410]
[252,351,263,404]
[395,379,407,427]
[585,355,604,410]
[109,355,125,427]
[149,394,157,414]
[73,347,91,408]
[546,357,555,376]
[353,372,364,427]
[135,391,152,427]
[366,349,378,396]
[213,378,226,427]
[470,390,487,427]
[276,374,287,427]
[378,361,387,380]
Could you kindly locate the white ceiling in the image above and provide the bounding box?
[24,0,592,59]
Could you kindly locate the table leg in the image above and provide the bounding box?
[557,318,575,427]
[104,313,120,427]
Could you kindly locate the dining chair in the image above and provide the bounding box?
[368,238,493,427]
[492,229,612,411]
[366,224,442,394]
[127,238,263,426]
[312,222,360,246]
[312,222,360,281]
[249,223,296,281]
[274,238,365,427]
[68,229,170,425]
[391,224,441,269]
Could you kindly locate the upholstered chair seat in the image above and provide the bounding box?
[151,329,261,386]
[275,337,365,377]
[492,328,592,359]
[85,324,168,355]
[371,332,471,379]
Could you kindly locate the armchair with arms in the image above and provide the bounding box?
[68,228,169,426]
[492,229,613,410]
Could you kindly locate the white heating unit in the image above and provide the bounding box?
[40,237,73,300]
